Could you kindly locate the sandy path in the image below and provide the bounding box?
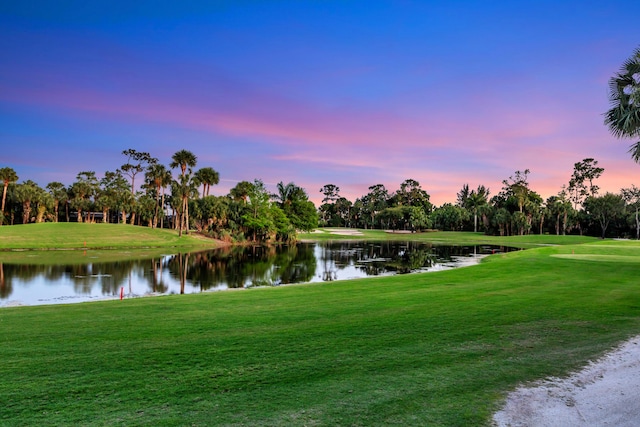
[493,335,640,426]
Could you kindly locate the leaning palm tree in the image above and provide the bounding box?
[0,167,19,223]
[605,46,640,161]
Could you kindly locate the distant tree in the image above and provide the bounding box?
[318,184,342,226]
[170,150,198,235]
[172,173,199,236]
[334,197,352,228]
[583,193,626,239]
[568,158,604,208]
[621,185,640,239]
[0,167,18,223]
[99,170,130,223]
[457,184,490,232]
[230,181,253,203]
[272,182,318,231]
[604,46,640,161]
[13,180,41,224]
[320,184,341,204]
[502,170,530,213]
[272,181,297,207]
[46,182,68,223]
[363,184,389,228]
[546,191,573,235]
[242,179,275,242]
[70,171,99,223]
[194,167,220,198]
[145,164,172,228]
[170,149,197,177]
[395,179,431,211]
[492,207,512,236]
[121,149,157,194]
[431,203,469,231]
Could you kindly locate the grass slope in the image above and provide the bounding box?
[0,223,218,250]
[1,240,639,425]
[299,228,599,247]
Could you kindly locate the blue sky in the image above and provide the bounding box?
[1,1,639,204]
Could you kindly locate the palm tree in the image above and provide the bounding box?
[46,182,68,223]
[145,164,172,228]
[0,167,18,223]
[272,181,296,206]
[230,181,253,203]
[170,150,197,235]
[605,46,640,160]
[194,167,220,198]
[466,185,490,232]
[70,171,99,223]
[172,173,199,236]
[13,180,42,224]
[170,150,197,177]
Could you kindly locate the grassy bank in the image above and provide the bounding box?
[1,239,639,425]
[299,228,599,247]
[0,222,218,250]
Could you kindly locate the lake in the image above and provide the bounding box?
[0,241,517,307]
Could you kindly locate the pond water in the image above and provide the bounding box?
[0,242,517,307]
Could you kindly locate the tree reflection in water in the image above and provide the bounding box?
[0,242,517,306]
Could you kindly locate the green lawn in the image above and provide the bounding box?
[2,239,639,425]
[299,228,599,247]
[0,222,218,250]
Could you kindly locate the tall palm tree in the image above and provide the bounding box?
[172,173,199,236]
[170,150,197,235]
[466,185,490,233]
[605,46,640,161]
[146,164,172,228]
[194,167,220,198]
[170,150,198,177]
[46,181,68,223]
[0,167,18,223]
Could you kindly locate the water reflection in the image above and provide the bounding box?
[0,242,516,306]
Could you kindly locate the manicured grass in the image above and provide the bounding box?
[1,240,639,425]
[299,228,599,247]
[0,223,218,250]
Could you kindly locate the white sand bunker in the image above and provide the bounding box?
[493,336,640,426]
[324,228,364,236]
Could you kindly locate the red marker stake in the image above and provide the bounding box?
[120,287,124,300]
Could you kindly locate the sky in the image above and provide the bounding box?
[1,1,639,206]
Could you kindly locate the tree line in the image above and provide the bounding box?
[316,159,640,239]
[1,153,639,240]
[0,149,318,243]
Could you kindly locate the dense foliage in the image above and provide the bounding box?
[1,151,639,239]
[0,150,318,244]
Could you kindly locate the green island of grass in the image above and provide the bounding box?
[1,225,639,425]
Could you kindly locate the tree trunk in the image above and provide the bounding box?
[36,205,46,223]
[77,209,83,223]
[102,207,109,223]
